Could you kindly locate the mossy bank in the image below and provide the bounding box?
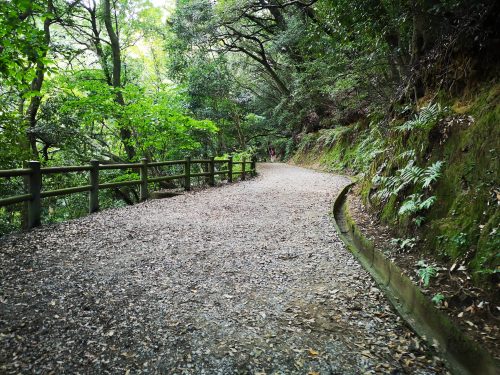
[293,83,499,287]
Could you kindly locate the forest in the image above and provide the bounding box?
[0,0,499,283]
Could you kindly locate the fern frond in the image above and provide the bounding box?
[398,160,424,186]
[422,161,444,188]
[419,196,436,210]
[398,194,421,216]
[396,149,416,161]
[396,103,447,132]
[418,265,437,287]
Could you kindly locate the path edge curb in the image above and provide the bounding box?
[331,183,498,375]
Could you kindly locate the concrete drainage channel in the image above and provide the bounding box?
[331,183,498,375]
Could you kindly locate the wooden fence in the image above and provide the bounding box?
[0,156,256,229]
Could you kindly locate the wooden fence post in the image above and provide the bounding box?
[89,160,99,213]
[26,160,41,229]
[184,156,191,191]
[209,156,215,186]
[228,156,233,183]
[140,158,148,201]
[242,157,246,181]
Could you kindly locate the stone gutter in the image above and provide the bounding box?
[332,183,498,375]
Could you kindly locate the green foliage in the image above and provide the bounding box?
[396,103,447,132]
[390,237,417,251]
[371,147,444,226]
[451,232,468,248]
[398,194,437,216]
[0,0,223,235]
[297,133,319,153]
[422,161,444,188]
[431,293,445,306]
[352,129,386,169]
[372,160,443,204]
[290,81,498,284]
[0,208,21,236]
[0,0,498,290]
[0,0,47,88]
[416,260,438,287]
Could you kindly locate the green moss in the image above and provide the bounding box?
[473,212,500,278]
[321,146,345,171]
[423,84,499,276]
[293,83,499,286]
[359,179,372,203]
[381,195,399,224]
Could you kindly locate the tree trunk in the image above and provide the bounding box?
[88,2,112,85]
[25,0,54,158]
[233,114,246,149]
[261,0,287,30]
[103,0,136,161]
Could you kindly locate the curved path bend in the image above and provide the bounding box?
[0,164,444,374]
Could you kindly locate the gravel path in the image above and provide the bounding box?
[0,163,446,374]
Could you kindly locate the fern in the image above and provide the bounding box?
[391,237,417,251]
[396,103,446,132]
[432,293,445,305]
[399,161,424,186]
[297,133,318,152]
[398,194,436,216]
[422,161,444,188]
[373,157,443,222]
[418,103,442,124]
[417,261,438,287]
[317,127,352,148]
[372,175,398,200]
[396,149,416,161]
[354,134,386,167]
[398,194,421,215]
[317,129,339,148]
[420,196,437,210]
[373,160,419,200]
[413,216,425,226]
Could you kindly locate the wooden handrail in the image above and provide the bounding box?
[147,174,184,183]
[99,163,142,170]
[190,172,211,178]
[99,180,142,189]
[0,156,257,230]
[0,168,32,178]
[41,165,92,174]
[148,160,185,167]
[191,159,211,163]
[0,194,33,206]
[41,185,92,198]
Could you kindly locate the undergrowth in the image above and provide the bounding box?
[292,83,500,286]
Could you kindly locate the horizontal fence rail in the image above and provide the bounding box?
[0,156,257,230]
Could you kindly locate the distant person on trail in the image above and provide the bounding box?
[269,147,276,162]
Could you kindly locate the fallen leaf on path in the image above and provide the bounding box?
[308,348,319,356]
[361,350,375,359]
